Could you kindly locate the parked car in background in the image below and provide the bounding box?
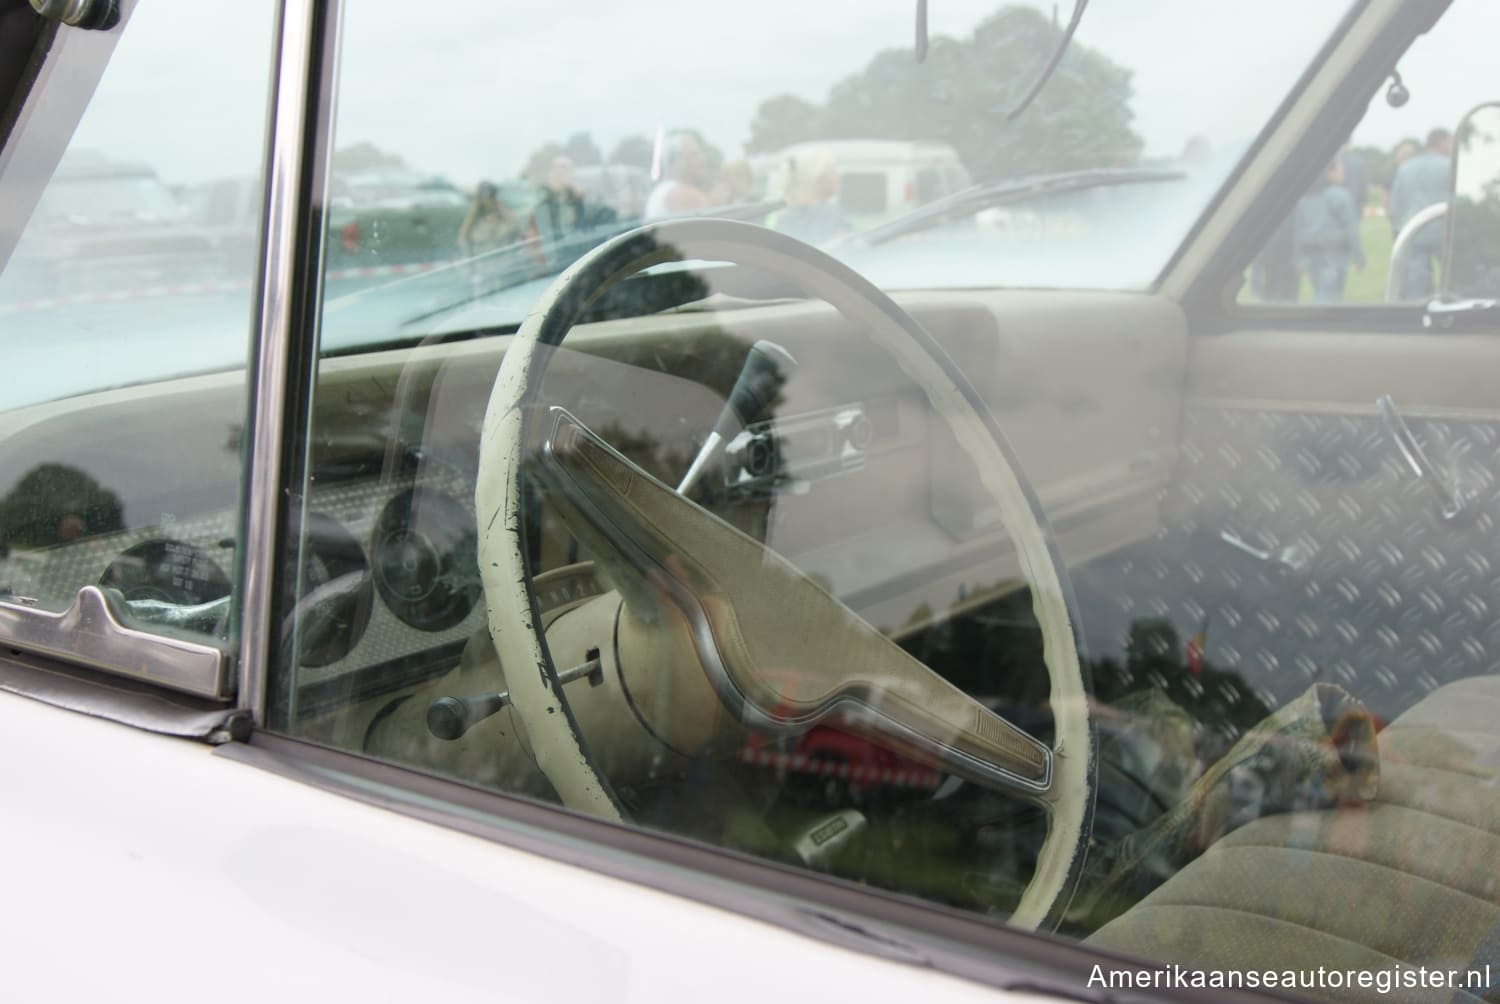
[757,140,971,227]
[0,149,223,300]
[181,175,263,276]
[574,163,651,221]
[326,169,470,270]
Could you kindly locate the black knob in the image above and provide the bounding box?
[427,692,508,741]
[745,435,776,476]
[710,340,796,441]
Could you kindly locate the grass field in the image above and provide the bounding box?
[1242,211,1402,305]
[1344,214,1396,303]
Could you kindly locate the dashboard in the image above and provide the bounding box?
[0,288,1193,913]
[0,293,1175,745]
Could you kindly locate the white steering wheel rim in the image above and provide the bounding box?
[475,219,1094,930]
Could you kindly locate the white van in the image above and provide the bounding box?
[756,140,971,225]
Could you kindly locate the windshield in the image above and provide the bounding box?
[312,0,1356,350]
[0,0,1360,400]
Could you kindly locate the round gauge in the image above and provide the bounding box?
[372,488,480,632]
[292,512,374,667]
[101,539,231,607]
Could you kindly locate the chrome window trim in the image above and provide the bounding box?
[238,0,323,724]
[0,587,231,699]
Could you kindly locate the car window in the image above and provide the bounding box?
[261,1,1500,997]
[304,1,1354,357]
[0,1,277,666]
[1237,0,1493,308]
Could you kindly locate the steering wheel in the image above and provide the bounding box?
[475,219,1095,930]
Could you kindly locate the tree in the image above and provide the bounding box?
[1352,144,1397,194]
[0,463,123,549]
[520,142,564,183]
[743,5,1140,180]
[609,135,655,169]
[526,134,619,180]
[674,127,724,179]
[563,132,603,167]
[745,95,826,154]
[1446,178,1500,299]
[331,142,408,175]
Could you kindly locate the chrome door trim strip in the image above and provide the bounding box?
[238,0,322,724]
[0,586,231,699]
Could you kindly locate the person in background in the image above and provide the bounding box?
[1294,158,1363,303]
[1339,145,1370,216]
[767,148,851,246]
[1338,144,1369,268]
[531,156,615,242]
[1388,128,1453,300]
[458,181,523,258]
[711,159,754,206]
[644,132,710,219]
[1383,138,1420,232]
[528,155,617,271]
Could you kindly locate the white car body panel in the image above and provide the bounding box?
[0,687,1031,1003]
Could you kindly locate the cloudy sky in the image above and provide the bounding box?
[59,0,1500,188]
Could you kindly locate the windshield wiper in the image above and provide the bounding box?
[843,166,1186,249]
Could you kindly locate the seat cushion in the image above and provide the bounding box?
[1086,675,1500,1003]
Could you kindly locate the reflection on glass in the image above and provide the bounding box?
[1239,0,1497,306]
[0,0,276,645]
[269,1,1500,999]
[1445,103,1500,300]
[318,0,1352,351]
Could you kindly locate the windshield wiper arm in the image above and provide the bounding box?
[1001,0,1091,122]
[845,166,1186,248]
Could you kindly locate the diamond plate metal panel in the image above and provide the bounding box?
[1074,406,1500,732]
[0,470,483,692]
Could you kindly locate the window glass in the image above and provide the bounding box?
[303,0,1355,363]
[266,2,1500,998]
[0,1,277,647]
[839,172,887,216]
[916,166,943,204]
[1238,0,1494,306]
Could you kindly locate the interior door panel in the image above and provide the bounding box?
[910,290,1189,564]
[1073,329,1500,734]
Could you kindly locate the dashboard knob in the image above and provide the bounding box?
[426,692,508,741]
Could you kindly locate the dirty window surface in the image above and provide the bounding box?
[276,2,1500,1001]
[0,0,276,653]
[1237,0,1498,309]
[312,1,1353,352]
[0,2,275,411]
